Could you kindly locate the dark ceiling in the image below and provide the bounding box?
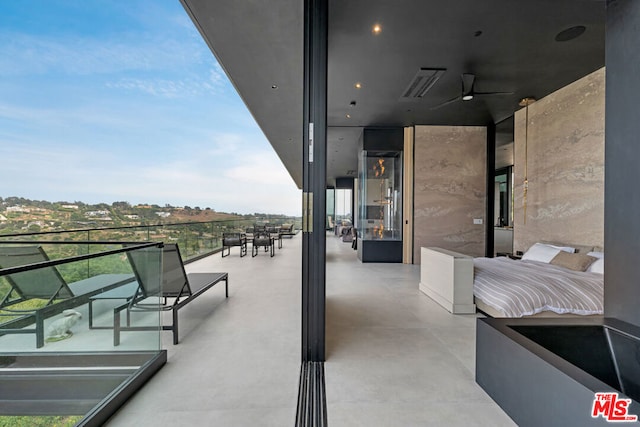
[182,0,605,187]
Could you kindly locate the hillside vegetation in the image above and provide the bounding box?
[0,196,284,235]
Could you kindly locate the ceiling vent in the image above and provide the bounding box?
[401,68,446,99]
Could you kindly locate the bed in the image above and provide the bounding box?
[472,243,604,318]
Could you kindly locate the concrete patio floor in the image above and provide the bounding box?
[105,233,515,426]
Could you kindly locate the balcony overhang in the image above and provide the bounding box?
[181,0,605,188]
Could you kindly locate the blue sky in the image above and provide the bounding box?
[0,1,301,215]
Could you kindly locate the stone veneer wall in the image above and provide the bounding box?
[413,126,487,263]
[513,68,605,254]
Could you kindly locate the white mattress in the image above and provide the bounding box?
[473,257,604,318]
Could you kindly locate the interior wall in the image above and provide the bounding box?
[413,125,487,263]
[605,0,640,326]
[513,67,605,254]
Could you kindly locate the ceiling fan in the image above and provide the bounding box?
[430,73,513,110]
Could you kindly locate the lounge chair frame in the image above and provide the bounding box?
[279,223,298,238]
[109,243,229,345]
[0,244,141,348]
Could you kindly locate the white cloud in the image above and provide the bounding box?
[104,65,227,99]
[0,137,301,216]
[204,132,244,156]
[0,3,301,216]
[105,77,217,98]
[210,66,226,86]
[102,162,300,215]
[224,152,296,186]
[0,102,139,131]
[0,31,208,77]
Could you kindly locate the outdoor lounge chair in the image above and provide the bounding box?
[0,245,134,348]
[279,223,296,238]
[351,227,358,250]
[109,243,228,346]
[267,226,283,249]
[341,225,353,243]
[252,232,274,257]
[221,232,247,257]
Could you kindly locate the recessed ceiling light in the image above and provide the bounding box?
[555,26,586,42]
[271,84,278,89]
[354,82,362,89]
[462,94,474,101]
[372,24,382,35]
[519,97,536,107]
[346,114,351,119]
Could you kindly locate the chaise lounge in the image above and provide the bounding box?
[104,243,229,345]
[279,223,297,238]
[0,245,135,348]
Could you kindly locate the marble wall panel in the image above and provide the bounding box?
[513,68,605,253]
[413,126,487,263]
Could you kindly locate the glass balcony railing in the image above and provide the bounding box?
[0,217,302,262]
[0,241,166,426]
[0,217,300,425]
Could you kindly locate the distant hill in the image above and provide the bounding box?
[0,196,294,235]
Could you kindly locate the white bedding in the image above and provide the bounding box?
[473,257,604,317]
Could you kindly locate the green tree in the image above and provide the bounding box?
[112,201,131,209]
[27,223,41,233]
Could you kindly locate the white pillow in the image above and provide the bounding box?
[545,243,576,253]
[587,253,604,274]
[521,243,575,263]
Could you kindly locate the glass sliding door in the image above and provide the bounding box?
[335,189,352,224]
[326,188,335,230]
[494,166,514,255]
[495,167,513,227]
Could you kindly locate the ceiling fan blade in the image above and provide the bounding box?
[474,91,514,96]
[461,73,476,95]
[430,95,461,110]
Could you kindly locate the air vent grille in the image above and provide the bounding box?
[401,68,446,99]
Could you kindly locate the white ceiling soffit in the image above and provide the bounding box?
[180,0,304,188]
